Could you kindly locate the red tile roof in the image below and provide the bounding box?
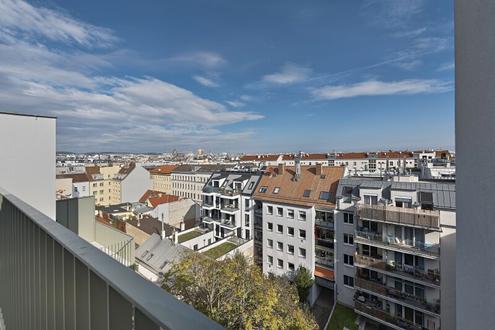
[139,189,165,203]
[335,152,368,159]
[376,151,414,158]
[148,195,180,208]
[283,153,328,160]
[56,173,90,183]
[240,154,280,161]
[149,164,178,175]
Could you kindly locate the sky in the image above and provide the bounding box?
[0,0,454,153]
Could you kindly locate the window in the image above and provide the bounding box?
[344,275,354,287]
[303,189,311,197]
[364,195,378,205]
[343,212,354,224]
[245,199,250,208]
[288,227,294,236]
[299,211,306,221]
[288,263,295,271]
[267,206,273,215]
[319,191,330,201]
[344,233,354,245]
[299,229,306,239]
[267,222,273,231]
[267,239,273,248]
[288,245,294,255]
[245,214,250,226]
[277,242,283,251]
[277,207,283,216]
[344,254,354,266]
[248,182,254,189]
[277,224,283,233]
[299,248,306,258]
[268,255,273,265]
[273,187,280,194]
[193,244,198,251]
[277,259,283,269]
[259,186,268,193]
[287,209,294,219]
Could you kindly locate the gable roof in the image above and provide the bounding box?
[139,190,165,203]
[56,173,90,183]
[253,165,345,208]
[148,195,180,208]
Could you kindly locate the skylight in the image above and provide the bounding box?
[303,190,311,197]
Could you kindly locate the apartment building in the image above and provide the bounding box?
[201,171,262,241]
[149,164,177,194]
[281,153,329,166]
[239,154,282,166]
[335,177,456,330]
[171,164,226,203]
[328,152,416,175]
[252,162,345,303]
[56,173,91,198]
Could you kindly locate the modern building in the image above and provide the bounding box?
[149,164,178,194]
[56,173,91,199]
[201,170,262,241]
[335,176,456,330]
[252,162,345,304]
[171,164,227,203]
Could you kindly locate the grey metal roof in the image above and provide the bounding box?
[204,171,262,196]
[135,233,191,274]
[337,177,456,210]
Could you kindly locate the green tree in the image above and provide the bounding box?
[163,252,318,330]
[293,266,314,303]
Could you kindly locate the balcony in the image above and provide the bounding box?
[354,300,422,330]
[315,218,334,229]
[354,253,440,287]
[355,230,440,259]
[355,276,440,315]
[0,188,221,330]
[357,204,440,230]
[220,204,239,213]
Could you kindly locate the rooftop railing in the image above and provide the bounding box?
[0,187,222,330]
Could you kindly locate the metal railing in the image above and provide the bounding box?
[357,204,440,230]
[354,300,422,330]
[0,187,222,330]
[355,230,440,257]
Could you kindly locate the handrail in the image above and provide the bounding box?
[0,187,222,329]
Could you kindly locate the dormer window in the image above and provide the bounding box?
[303,190,311,198]
[273,187,280,194]
[259,186,268,193]
[319,191,330,201]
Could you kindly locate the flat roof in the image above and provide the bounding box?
[0,111,56,119]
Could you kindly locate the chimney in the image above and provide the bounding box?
[294,151,302,181]
[315,163,322,176]
[278,163,285,175]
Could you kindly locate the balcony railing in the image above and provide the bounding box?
[355,276,440,314]
[355,230,440,258]
[354,300,422,330]
[315,219,335,229]
[357,204,440,230]
[0,188,221,330]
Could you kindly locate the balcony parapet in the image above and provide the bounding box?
[357,204,440,230]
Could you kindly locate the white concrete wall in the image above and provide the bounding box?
[335,200,356,307]
[151,199,199,229]
[440,210,456,330]
[456,1,495,328]
[0,113,56,219]
[121,164,151,203]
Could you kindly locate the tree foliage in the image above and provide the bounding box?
[293,266,315,303]
[162,252,318,330]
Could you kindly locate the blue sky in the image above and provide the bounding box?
[0,0,454,153]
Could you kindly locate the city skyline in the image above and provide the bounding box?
[0,0,453,152]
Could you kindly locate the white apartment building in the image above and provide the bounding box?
[252,162,345,304]
[171,164,226,203]
[281,153,329,166]
[0,112,56,219]
[201,171,262,241]
[335,176,456,330]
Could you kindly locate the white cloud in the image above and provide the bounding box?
[262,63,311,85]
[167,51,226,69]
[0,0,116,47]
[225,100,245,108]
[0,2,262,152]
[312,79,452,100]
[193,75,219,87]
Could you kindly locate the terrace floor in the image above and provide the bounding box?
[202,241,238,259]
[177,230,204,243]
[326,303,358,330]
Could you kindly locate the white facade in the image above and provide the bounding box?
[261,202,315,276]
[120,164,151,203]
[150,198,199,229]
[0,112,56,219]
[172,172,210,202]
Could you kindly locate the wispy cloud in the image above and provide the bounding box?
[167,51,226,69]
[312,79,452,100]
[437,62,454,71]
[225,100,245,108]
[362,0,425,29]
[262,63,312,85]
[0,0,117,47]
[193,75,218,87]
